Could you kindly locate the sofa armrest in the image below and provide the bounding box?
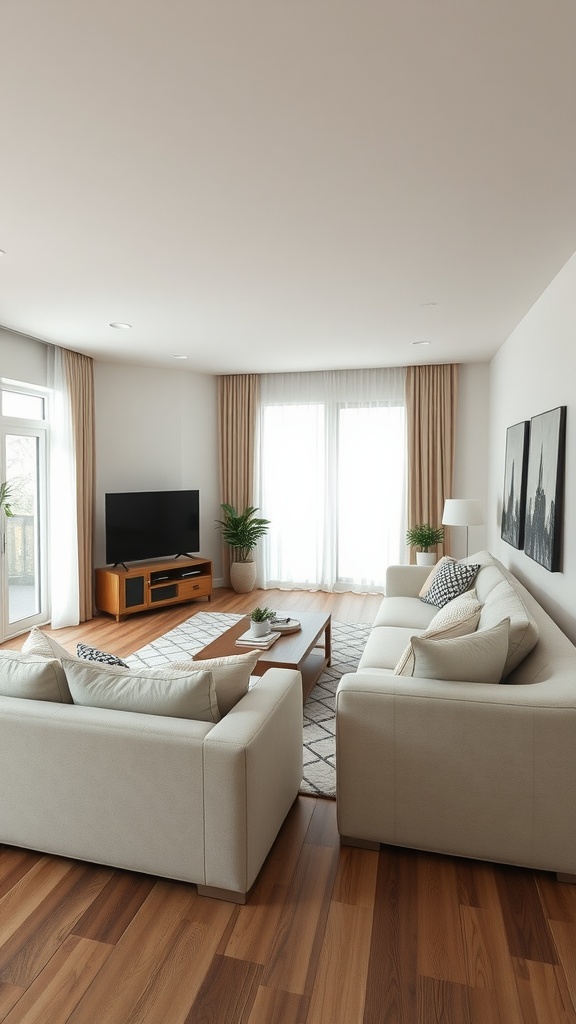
[336,670,576,875]
[386,564,432,597]
[202,667,303,896]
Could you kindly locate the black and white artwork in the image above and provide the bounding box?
[501,421,530,549]
[524,406,567,572]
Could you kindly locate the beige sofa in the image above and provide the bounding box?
[0,660,303,902]
[336,551,576,880]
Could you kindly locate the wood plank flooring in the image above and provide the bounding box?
[1,587,576,1023]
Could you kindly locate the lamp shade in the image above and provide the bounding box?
[442,499,484,527]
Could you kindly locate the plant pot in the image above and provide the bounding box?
[250,619,270,637]
[416,552,437,566]
[229,559,257,593]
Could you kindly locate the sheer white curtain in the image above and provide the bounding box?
[49,347,79,627]
[255,367,407,593]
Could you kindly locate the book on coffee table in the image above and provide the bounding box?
[235,629,281,650]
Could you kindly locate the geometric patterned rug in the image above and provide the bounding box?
[127,611,371,800]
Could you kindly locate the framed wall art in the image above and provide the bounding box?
[501,420,530,549]
[523,405,567,572]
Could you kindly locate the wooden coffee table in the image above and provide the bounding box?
[193,611,331,703]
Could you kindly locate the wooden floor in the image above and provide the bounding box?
[1,588,576,1023]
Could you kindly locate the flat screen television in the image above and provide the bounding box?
[105,490,200,564]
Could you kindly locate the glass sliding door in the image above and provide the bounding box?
[0,384,48,641]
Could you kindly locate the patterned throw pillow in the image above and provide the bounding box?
[76,643,129,668]
[421,560,480,609]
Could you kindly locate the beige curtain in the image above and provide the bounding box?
[62,348,95,621]
[217,374,260,510]
[406,364,458,560]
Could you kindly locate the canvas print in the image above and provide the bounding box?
[524,406,567,572]
[501,421,530,549]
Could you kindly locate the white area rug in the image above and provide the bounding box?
[128,611,371,799]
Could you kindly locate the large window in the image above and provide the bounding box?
[0,382,49,640]
[257,368,406,592]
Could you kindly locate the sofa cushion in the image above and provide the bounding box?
[418,556,455,597]
[62,659,220,722]
[421,560,481,608]
[478,579,539,677]
[373,597,437,630]
[394,592,482,676]
[359,626,427,672]
[172,650,260,715]
[22,626,73,661]
[0,650,72,702]
[397,619,510,683]
[76,642,129,668]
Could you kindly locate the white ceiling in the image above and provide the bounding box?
[2,1,576,375]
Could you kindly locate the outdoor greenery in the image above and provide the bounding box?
[0,482,14,517]
[216,504,270,562]
[405,523,444,552]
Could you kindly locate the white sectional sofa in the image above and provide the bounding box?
[336,551,576,880]
[0,648,303,903]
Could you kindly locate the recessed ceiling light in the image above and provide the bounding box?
[412,340,431,346]
[0,249,6,256]
[173,354,188,360]
[109,322,132,329]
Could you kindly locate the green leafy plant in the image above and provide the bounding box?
[250,606,274,623]
[405,523,444,552]
[216,504,270,562]
[0,481,14,518]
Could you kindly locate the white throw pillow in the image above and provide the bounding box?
[172,650,260,715]
[0,650,72,702]
[394,593,482,676]
[22,626,73,661]
[398,619,510,683]
[62,658,220,722]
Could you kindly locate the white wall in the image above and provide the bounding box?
[94,363,223,583]
[488,251,576,642]
[0,330,49,386]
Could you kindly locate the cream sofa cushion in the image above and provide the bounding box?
[394,591,482,676]
[478,579,539,677]
[418,556,455,597]
[62,659,220,722]
[173,650,260,715]
[0,650,72,702]
[22,626,73,661]
[397,619,510,683]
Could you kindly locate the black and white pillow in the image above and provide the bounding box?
[76,643,129,668]
[421,561,480,609]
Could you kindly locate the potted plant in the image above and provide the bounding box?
[406,523,444,565]
[0,482,13,518]
[216,503,270,593]
[249,606,274,637]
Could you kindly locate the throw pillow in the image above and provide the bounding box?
[418,556,455,597]
[398,619,510,684]
[22,626,73,661]
[394,592,482,676]
[421,560,480,609]
[172,650,260,715]
[62,659,220,722]
[0,650,72,702]
[76,642,129,668]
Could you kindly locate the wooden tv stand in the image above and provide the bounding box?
[95,557,212,621]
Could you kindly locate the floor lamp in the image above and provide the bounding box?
[442,499,484,558]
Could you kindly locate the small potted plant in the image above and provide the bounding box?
[405,523,444,565]
[216,503,270,593]
[249,606,274,637]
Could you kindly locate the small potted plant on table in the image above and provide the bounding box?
[249,607,274,637]
[406,523,444,565]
